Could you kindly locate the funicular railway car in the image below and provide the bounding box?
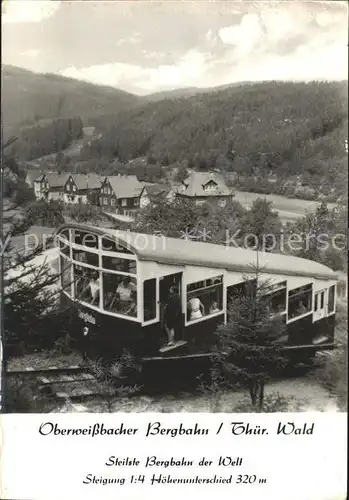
[56,223,338,364]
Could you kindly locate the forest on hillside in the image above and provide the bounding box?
[2,65,140,136]
[8,117,84,161]
[83,81,348,200]
[5,78,348,202]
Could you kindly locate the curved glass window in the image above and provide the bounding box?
[59,238,70,257]
[102,255,136,274]
[59,229,70,241]
[73,230,99,249]
[101,237,133,254]
[72,249,98,267]
[60,255,72,295]
[102,272,137,317]
[73,264,101,306]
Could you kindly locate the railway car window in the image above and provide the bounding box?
[60,256,72,295]
[144,279,157,321]
[226,279,257,305]
[314,294,319,311]
[59,238,70,256]
[328,285,335,313]
[101,237,133,254]
[262,281,287,314]
[187,275,223,322]
[102,272,137,317]
[73,230,99,249]
[102,255,136,274]
[72,249,99,267]
[313,291,325,311]
[73,265,101,306]
[59,229,70,241]
[288,284,313,320]
[269,289,287,314]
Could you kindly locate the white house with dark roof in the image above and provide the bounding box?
[33,173,71,201]
[176,172,234,209]
[99,175,150,217]
[63,174,104,204]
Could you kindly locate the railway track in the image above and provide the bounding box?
[5,352,329,412]
[6,365,123,404]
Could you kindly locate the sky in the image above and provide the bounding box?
[2,1,348,95]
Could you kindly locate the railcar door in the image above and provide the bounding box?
[159,273,183,334]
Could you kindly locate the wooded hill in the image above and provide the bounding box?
[85,80,348,200]
[3,67,348,201]
[2,65,140,136]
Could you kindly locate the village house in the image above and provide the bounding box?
[99,174,149,217]
[63,174,104,205]
[33,173,71,201]
[175,172,234,209]
[143,183,176,206]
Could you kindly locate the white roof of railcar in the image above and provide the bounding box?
[56,224,338,280]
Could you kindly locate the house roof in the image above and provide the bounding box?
[26,168,42,184]
[56,223,338,281]
[33,173,45,183]
[45,173,71,188]
[144,183,172,201]
[105,175,144,199]
[180,172,232,197]
[70,174,104,190]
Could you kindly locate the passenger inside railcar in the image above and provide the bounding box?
[103,274,137,317]
[187,276,223,321]
[188,297,205,320]
[74,267,92,300]
[287,284,312,320]
[89,273,100,305]
[116,276,137,301]
[209,301,220,314]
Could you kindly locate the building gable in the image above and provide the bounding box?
[180,172,232,197]
[65,176,78,192]
[107,175,144,199]
[203,179,218,188]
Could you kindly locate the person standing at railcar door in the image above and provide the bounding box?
[164,285,181,346]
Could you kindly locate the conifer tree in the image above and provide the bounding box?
[214,262,288,410]
[1,142,73,360]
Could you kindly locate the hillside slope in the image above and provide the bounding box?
[86,80,348,199]
[2,65,141,136]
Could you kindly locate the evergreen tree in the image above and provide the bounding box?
[214,264,288,410]
[241,198,282,251]
[1,146,74,364]
[174,162,189,183]
[291,201,346,270]
[134,197,202,238]
[25,199,65,227]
